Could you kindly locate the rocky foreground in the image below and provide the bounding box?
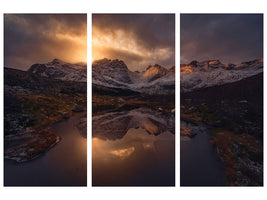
[5,130,60,162]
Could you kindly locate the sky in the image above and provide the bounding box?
[4,14,87,70]
[92,14,175,71]
[180,14,263,64]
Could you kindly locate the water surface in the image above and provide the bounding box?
[4,114,87,186]
[180,121,227,186]
[92,108,175,186]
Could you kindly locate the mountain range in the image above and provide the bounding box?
[92,58,175,95]
[181,59,263,92]
[25,58,263,95]
[27,58,174,95]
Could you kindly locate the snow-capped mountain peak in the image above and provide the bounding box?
[48,58,65,65]
[92,58,133,85]
[92,58,175,95]
[28,59,87,82]
[142,64,169,82]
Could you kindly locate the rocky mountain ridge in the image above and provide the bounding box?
[181,59,263,92]
[92,58,175,95]
[28,59,87,82]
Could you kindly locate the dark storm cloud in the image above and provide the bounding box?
[92,14,175,71]
[4,14,87,70]
[180,14,263,64]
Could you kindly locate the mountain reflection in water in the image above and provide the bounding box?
[92,107,175,186]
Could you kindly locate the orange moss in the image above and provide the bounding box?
[211,130,262,185]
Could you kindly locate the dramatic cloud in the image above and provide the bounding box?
[4,14,87,70]
[92,14,175,71]
[180,14,263,64]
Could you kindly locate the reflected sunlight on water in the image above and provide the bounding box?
[92,108,175,186]
[110,147,135,160]
[5,113,87,186]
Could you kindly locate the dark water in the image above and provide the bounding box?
[180,121,227,186]
[4,114,87,186]
[92,108,175,186]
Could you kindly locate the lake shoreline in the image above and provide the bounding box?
[180,120,228,186]
[181,104,263,186]
[4,111,86,163]
[4,112,87,186]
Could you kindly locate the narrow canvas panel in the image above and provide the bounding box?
[4,14,87,186]
[180,13,263,186]
[92,13,175,186]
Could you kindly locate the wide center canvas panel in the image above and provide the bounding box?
[92,14,175,186]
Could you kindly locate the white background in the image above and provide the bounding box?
[0,0,266,199]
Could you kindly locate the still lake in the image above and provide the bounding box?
[4,113,87,186]
[180,121,227,186]
[92,108,175,186]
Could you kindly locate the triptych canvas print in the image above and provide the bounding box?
[3,13,263,186]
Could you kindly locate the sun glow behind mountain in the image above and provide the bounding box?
[92,26,148,63]
[4,14,87,70]
[54,32,87,63]
[92,14,175,71]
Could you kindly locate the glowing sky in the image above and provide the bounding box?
[4,14,87,70]
[92,14,175,71]
[181,14,263,64]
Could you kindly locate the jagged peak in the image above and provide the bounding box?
[93,58,124,64]
[92,58,129,70]
[146,64,166,71]
[208,60,221,65]
[49,58,66,65]
[189,60,199,67]
[239,58,263,66]
[183,58,263,67]
[92,58,110,64]
[28,58,86,72]
[142,64,168,78]
[188,60,221,67]
[47,59,86,67]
